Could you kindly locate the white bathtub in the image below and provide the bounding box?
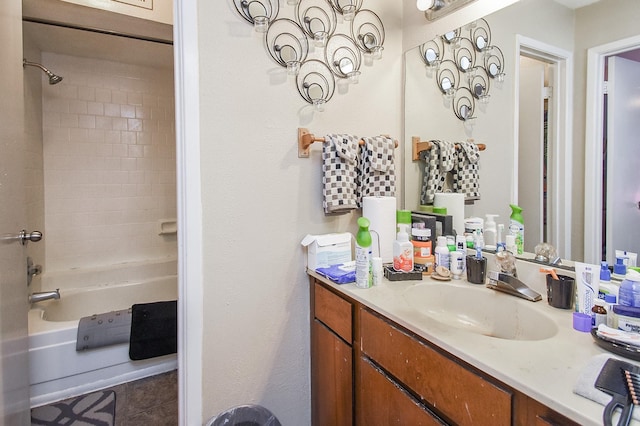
[28,259,178,407]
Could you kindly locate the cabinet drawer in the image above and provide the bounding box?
[314,282,352,342]
[357,356,445,426]
[360,308,512,426]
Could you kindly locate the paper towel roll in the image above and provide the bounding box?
[434,193,465,236]
[363,196,396,264]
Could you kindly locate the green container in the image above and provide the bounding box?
[355,217,372,288]
[509,204,524,255]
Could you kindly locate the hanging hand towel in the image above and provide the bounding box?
[420,140,456,205]
[453,141,481,201]
[322,134,360,214]
[358,136,396,205]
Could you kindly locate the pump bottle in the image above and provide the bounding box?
[355,217,373,288]
[484,214,498,250]
[393,224,414,272]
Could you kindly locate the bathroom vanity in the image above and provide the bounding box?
[309,268,628,426]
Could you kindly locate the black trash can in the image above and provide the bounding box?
[206,404,281,426]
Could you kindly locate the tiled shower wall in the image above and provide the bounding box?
[41,52,176,272]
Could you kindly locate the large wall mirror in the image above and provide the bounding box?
[404,0,640,266]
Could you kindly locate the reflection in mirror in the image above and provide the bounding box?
[337,57,354,74]
[404,0,571,263]
[404,0,640,265]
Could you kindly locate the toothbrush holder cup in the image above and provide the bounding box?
[546,274,575,309]
[466,255,487,284]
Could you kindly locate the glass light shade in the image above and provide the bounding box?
[347,71,361,84]
[313,99,326,112]
[286,61,301,76]
[254,16,269,33]
[416,0,435,11]
[342,5,356,21]
[313,32,328,47]
[371,46,384,60]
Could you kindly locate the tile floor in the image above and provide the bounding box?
[110,370,178,425]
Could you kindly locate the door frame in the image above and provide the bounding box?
[584,34,640,264]
[514,35,573,259]
[174,0,204,424]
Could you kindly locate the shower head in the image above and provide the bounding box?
[23,58,64,85]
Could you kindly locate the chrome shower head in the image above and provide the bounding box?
[23,58,64,85]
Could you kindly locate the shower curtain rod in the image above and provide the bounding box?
[22,17,173,46]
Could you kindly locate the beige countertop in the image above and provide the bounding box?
[309,255,640,426]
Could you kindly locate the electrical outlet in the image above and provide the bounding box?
[112,0,153,10]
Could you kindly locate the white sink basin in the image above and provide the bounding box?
[403,283,558,341]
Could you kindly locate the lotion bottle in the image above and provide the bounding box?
[393,224,414,272]
[355,217,373,288]
[484,214,498,250]
[435,236,450,270]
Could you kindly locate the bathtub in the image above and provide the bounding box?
[28,259,178,407]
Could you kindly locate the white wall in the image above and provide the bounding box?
[196,1,402,424]
[40,52,176,271]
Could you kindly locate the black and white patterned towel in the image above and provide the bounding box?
[322,133,359,214]
[453,141,481,201]
[420,140,456,205]
[357,136,396,205]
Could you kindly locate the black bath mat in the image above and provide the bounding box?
[129,300,177,360]
[31,390,115,426]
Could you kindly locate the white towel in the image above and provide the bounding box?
[573,353,640,422]
[322,134,359,214]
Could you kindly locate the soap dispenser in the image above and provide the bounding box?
[393,224,414,272]
[484,214,498,250]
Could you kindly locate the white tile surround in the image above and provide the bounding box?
[41,52,176,271]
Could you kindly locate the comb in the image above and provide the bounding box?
[620,369,640,426]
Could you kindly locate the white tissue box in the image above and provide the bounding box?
[301,233,352,270]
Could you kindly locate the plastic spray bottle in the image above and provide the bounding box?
[509,204,524,255]
[393,224,414,272]
[355,217,373,289]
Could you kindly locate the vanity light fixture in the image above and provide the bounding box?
[423,0,477,22]
[419,17,504,121]
[232,0,385,109]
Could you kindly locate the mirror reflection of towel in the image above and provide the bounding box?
[322,134,359,214]
[454,141,480,201]
[420,140,455,205]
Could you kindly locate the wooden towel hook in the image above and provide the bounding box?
[411,136,486,161]
[298,127,398,158]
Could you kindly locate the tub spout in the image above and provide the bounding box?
[29,289,60,304]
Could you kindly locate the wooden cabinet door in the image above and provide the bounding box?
[312,319,353,426]
[356,356,445,426]
[359,308,512,426]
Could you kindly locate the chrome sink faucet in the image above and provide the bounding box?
[486,271,542,302]
[29,289,60,304]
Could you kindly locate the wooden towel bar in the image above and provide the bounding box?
[298,127,398,158]
[412,136,486,161]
